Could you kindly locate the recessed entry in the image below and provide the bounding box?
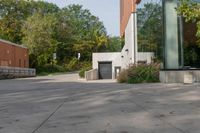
[98,62,112,79]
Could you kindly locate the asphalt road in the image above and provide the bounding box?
[0,73,200,133]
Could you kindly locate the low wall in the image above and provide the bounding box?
[137,52,154,64]
[85,69,98,81]
[0,66,36,79]
[160,70,200,83]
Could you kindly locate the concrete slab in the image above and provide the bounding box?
[0,74,200,133]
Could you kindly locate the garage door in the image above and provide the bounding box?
[98,62,112,79]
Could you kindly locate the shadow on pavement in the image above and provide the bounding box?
[0,75,200,133]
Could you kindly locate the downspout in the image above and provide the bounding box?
[133,12,138,64]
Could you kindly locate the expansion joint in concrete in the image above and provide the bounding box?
[31,98,68,133]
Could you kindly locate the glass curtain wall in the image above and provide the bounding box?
[163,0,200,69]
[138,0,200,69]
[163,0,183,69]
[182,17,200,68]
[137,0,163,60]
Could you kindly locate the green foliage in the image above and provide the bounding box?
[137,3,162,59]
[56,5,108,62]
[22,13,58,66]
[184,45,200,67]
[177,0,200,67]
[117,64,160,84]
[0,0,29,43]
[79,69,86,78]
[105,36,122,52]
[65,58,79,71]
[79,62,92,78]
[0,1,109,69]
[177,0,200,46]
[0,0,59,43]
[36,64,65,74]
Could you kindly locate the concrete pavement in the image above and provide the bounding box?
[0,73,200,133]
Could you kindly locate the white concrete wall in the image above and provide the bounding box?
[138,52,154,64]
[93,52,122,79]
[160,70,200,83]
[121,13,137,69]
[91,12,155,80]
[85,69,98,80]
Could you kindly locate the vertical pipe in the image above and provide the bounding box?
[135,12,138,64]
[133,12,138,64]
[178,16,184,69]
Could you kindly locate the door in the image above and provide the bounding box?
[98,62,112,79]
[115,66,121,79]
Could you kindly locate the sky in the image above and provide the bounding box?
[44,0,120,36]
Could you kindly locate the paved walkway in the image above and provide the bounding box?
[0,74,200,133]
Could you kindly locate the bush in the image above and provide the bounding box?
[65,58,79,71]
[37,64,65,74]
[79,62,92,78]
[117,63,160,84]
[117,69,128,83]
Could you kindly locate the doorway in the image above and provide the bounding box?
[98,62,112,79]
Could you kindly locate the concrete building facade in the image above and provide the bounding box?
[0,39,29,68]
[89,0,154,80]
[92,53,122,79]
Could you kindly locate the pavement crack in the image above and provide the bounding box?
[31,98,67,133]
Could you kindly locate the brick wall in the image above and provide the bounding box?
[0,40,29,68]
[120,0,141,37]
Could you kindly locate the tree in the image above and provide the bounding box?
[0,0,59,43]
[177,0,200,45]
[56,5,108,62]
[0,1,109,69]
[22,13,58,67]
[0,0,31,43]
[106,36,122,52]
[177,0,200,67]
[137,3,162,59]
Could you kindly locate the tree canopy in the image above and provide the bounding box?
[137,3,162,59]
[0,0,118,68]
[177,0,200,45]
[177,0,200,67]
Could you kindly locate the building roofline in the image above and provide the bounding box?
[136,0,141,4]
[0,39,28,49]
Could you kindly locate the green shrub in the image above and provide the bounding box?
[65,58,79,71]
[117,63,160,84]
[79,62,92,78]
[37,64,65,74]
[79,69,85,78]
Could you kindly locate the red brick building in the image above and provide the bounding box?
[120,0,141,37]
[0,39,29,68]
